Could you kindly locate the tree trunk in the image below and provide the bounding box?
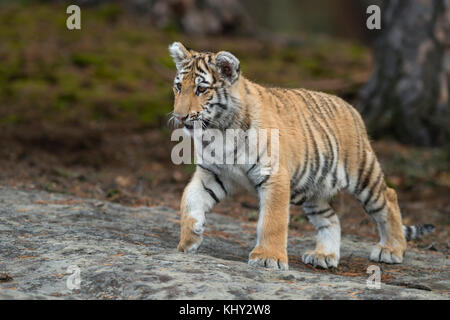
[358,0,450,146]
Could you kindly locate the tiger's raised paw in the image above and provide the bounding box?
[302,250,339,269]
[248,248,288,271]
[370,244,403,264]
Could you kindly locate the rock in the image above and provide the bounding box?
[0,188,448,299]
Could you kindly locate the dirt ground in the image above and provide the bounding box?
[1,123,449,261]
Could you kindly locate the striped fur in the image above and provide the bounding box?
[169,42,435,270]
[403,224,435,241]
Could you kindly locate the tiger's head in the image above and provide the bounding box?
[168,42,241,131]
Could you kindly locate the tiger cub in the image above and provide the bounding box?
[168,42,434,270]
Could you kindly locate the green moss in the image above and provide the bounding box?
[94,3,123,23]
[299,58,324,77]
[0,114,20,125]
[158,55,176,70]
[348,44,366,61]
[72,53,104,68]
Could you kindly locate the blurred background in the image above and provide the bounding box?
[0,0,448,252]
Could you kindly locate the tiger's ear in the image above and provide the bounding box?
[214,51,240,85]
[168,42,192,70]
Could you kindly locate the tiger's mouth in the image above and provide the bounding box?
[184,119,212,130]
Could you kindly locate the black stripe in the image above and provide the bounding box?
[301,89,319,112]
[255,86,264,99]
[324,210,336,218]
[306,208,332,216]
[291,117,311,192]
[194,74,206,83]
[317,117,337,185]
[297,90,330,185]
[244,81,251,94]
[363,172,383,207]
[196,64,207,75]
[290,166,300,187]
[311,135,321,183]
[343,152,350,189]
[331,166,338,189]
[247,163,256,174]
[213,174,227,195]
[354,150,367,193]
[366,177,387,209]
[309,103,334,185]
[317,225,330,232]
[222,89,229,103]
[305,90,326,117]
[405,226,412,241]
[268,89,285,113]
[322,95,342,190]
[202,181,219,203]
[357,155,376,195]
[247,163,257,175]
[292,196,306,206]
[198,164,217,175]
[367,198,386,215]
[320,95,336,118]
[305,121,320,182]
[255,175,270,189]
[367,188,383,209]
[215,88,222,103]
[214,103,227,110]
[317,155,331,186]
[290,188,303,201]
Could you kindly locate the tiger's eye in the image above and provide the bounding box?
[197,87,207,94]
[176,83,181,91]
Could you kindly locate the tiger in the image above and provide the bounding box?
[168,41,435,270]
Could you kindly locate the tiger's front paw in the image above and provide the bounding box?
[177,233,203,253]
[302,250,339,269]
[248,247,288,271]
[370,244,404,264]
[177,217,204,253]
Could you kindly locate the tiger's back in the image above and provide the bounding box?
[241,82,378,203]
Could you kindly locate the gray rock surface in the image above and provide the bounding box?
[0,188,448,299]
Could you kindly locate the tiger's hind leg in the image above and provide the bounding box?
[301,200,341,269]
[352,152,407,263]
[364,187,406,263]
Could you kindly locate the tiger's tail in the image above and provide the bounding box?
[403,224,435,241]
